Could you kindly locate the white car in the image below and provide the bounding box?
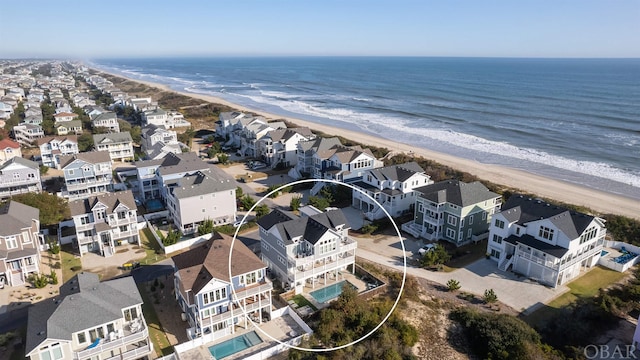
[418,243,436,256]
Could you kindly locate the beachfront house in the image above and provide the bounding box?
[257,127,316,169]
[37,135,79,169]
[402,180,502,246]
[93,132,135,162]
[290,137,342,179]
[165,169,237,235]
[141,108,168,127]
[172,233,273,341]
[486,195,606,288]
[0,138,22,163]
[25,272,153,360]
[60,151,113,199]
[0,157,42,198]
[239,119,286,158]
[13,124,44,147]
[68,190,139,257]
[134,152,213,203]
[352,162,433,220]
[91,112,120,133]
[215,111,248,140]
[0,201,42,287]
[54,120,83,136]
[257,207,357,295]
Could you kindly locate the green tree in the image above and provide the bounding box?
[255,204,270,218]
[217,153,230,165]
[290,195,302,211]
[240,194,256,211]
[39,165,49,176]
[446,279,461,291]
[235,186,243,199]
[163,228,181,246]
[483,288,498,304]
[197,219,214,236]
[130,125,142,143]
[49,270,59,285]
[308,195,330,211]
[12,192,70,226]
[420,244,451,267]
[78,133,94,151]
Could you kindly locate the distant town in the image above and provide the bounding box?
[0,59,639,360]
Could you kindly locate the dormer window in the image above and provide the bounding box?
[539,226,554,241]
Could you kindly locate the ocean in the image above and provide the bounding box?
[90,57,640,200]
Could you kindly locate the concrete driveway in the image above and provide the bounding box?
[354,233,568,313]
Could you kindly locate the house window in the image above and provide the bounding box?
[447,214,457,226]
[539,226,554,241]
[490,249,501,258]
[278,255,286,265]
[107,323,115,334]
[417,203,423,213]
[516,227,520,235]
[119,225,128,232]
[39,344,64,360]
[13,173,19,179]
[88,327,105,342]
[6,236,18,249]
[460,218,464,227]
[469,215,474,224]
[263,243,270,252]
[68,169,74,175]
[277,240,284,248]
[492,234,503,244]
[446,228,456,239]
[117,211,126,220]
[245,272,257,285]
[495,219,505,229]
[482,212,487,220]
[77,332,86,344]
[124,307,138,321]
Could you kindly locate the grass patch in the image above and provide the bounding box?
[292,295,318,311]
[138,229,167,265]
[442,240,488,272]
[137,283,173,356]
[525,266,627,328]
[60,245,82,282]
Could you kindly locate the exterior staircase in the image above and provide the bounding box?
[499,255,514,271]
[310,182,325,196]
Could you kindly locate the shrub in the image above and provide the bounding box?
[29,273,49,288]
[360,224,377,235]
[235,186,243,199]
[52,261,61,269]
[49,270,58,285]
[420,244,451,267]
[240,194,256,211]
[483,288,498,304]
[197,218,214,236]
[308,195,330,211]
[70,265,82,272]
[162,228,181,246]
[446,279,461,291]
[48,241,60,255]
[290,195,301,211]
[255,204,270,218]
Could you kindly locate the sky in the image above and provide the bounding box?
[1,0,638,59]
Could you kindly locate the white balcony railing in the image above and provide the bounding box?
[294,255,356,280]
[231,281,273,302]
[73,325,149,360]
[292,240,357,267]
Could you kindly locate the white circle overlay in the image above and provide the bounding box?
[228,178,407,352]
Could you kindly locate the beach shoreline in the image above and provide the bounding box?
[93,67,640,220]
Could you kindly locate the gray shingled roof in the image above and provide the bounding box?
[414,180,500,207]
[266,127,313,142]
[154,152,212,176]
[68,190,136,216]
[169,170,235,199]
[0,156,39,170]
[262,209,349,246]
[298,137,342,152]
[25,272,142,356]
[499,195,596,239]
[93,112,117,121]
[368,162,425,182]
[59,151,111,169]
[504,234,569,258]
[36,135,78,146]
[0,201,39,237]
[93,132,133,144]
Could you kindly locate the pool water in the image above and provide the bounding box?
[208,331,262,359]
[601,250,609,257]
[145,199,164,212]
[309,281,356,303]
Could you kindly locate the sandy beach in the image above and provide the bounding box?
[97,69,639,220]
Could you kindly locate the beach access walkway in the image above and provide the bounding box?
[354,233,568,313]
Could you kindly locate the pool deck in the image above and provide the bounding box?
[177,314,304,360]
[301,272,367,310]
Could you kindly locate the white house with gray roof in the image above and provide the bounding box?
[165,170,237,235]
[0,157,42,199]
[13,123,44,147]
[93,132,134,162]
[352,162,433,220]
[0,201,41,287]
[257,207,357,294]
[134,152,214,203]
[486,195,605,288]
[37,135,79,169]
[402,180,502,247]
[25,272,152,360]
[290,137,342,179]
[257,127,316,169]
[140,124,182,160]
[68,190,139,257]
[60,151,113,199]
[91,111,120,133]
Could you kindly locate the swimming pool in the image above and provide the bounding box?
[601,250,609,257]
[145,199,164,212]
[208,331,262,359]
[309,281,356,303]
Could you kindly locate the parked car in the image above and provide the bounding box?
[418,243,436,256]
[251,162,267,170]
